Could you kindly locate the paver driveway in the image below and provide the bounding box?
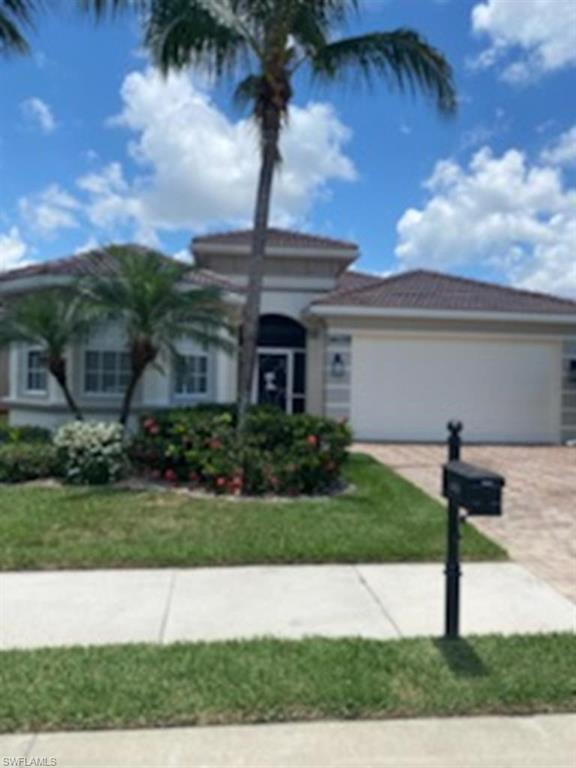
[356,444,576,602]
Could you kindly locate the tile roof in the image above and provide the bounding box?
[193,227,358,251]
[315,269,576,316]
[0,247,242,293]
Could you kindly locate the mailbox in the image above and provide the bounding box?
[443,460,505,516]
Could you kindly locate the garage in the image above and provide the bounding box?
[351,335,562,443]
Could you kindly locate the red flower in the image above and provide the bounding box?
[306,434,318,447]
[164,469,177,483]
[216,476,227,488]
[144,418,159,434]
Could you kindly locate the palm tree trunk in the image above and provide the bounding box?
[237,107,281,428]
[119,368,145,428]
[48,357,84,421]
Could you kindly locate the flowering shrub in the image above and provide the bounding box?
[130,405,352,496]
[54,421,127,485]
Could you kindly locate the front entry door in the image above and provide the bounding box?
[258,352,289,412]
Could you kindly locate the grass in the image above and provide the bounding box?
[0,454,505,570]
[1,634,574,733]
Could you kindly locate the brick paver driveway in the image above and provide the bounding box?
[356,444,576,602]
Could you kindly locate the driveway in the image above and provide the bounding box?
[356,444,576,602]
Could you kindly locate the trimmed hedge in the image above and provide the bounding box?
[0,443,59,483]
[130,405,352,496]
[0,425,52,445]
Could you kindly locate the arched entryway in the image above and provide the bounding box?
[256,314,307,413]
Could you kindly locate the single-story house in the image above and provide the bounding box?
[1,228,575,443]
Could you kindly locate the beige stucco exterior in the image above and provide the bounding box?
[2,237,575,443]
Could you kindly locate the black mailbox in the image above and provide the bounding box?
[443,460,505,516]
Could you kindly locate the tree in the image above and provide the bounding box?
[1,0,41,56]
[0,289,89,420]
[82,1,457,425]
[82,245,232,427]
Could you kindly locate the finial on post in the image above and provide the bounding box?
[447,420,463,462]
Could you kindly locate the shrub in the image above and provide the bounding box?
[0,443,58,483]
[130,405,352,496]
[0,424,52,445]
[54,421,127,486]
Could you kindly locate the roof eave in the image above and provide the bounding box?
[193,242,359,261]
[307,305,576,324]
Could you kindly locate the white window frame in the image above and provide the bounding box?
[83,349,131,397]
[25,347,48,394]
[174,353,210,398]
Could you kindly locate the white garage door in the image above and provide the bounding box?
[351,335,562,443]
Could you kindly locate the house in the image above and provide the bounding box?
[1,228,575,444]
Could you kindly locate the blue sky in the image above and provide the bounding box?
[0,0,575,295]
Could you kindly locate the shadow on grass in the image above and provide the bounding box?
[434,638,489,678]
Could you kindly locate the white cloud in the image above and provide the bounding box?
[471,0,576,83]
[395,140,576,297]
[20,97,56,134]
[91,67,356,237]
[540,125,576,168]
[19,185,81,235]
[0,227,30,272]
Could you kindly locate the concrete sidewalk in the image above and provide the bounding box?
[3,715,575,767]
[1,563,573,649]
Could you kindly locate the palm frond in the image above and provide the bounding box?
[77,0,147,18]
[146,0,251,76]
[312,28,457,115]
[0,288,92,354]
[0,0,41,55]
[82,244,233,355]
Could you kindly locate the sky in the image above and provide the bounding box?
[0,0,575,296]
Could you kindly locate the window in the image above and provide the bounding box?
[84,350,131,394]
[26,350,47,393]
[175,354,209,396]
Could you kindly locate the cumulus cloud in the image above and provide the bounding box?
[20,97,56,134]
[540,125,576,168]
[95,67,356,235]
[395,138,576,297]
[0,227,30,272]
[19,185,81,236]
[470,0,576,83]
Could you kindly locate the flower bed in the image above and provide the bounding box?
[130,405,352,496]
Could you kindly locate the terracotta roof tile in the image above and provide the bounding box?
[0,247,242,293]
[193,227,358,251]
[315,269,576,316]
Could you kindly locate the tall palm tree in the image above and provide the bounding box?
[1,0,40,55]
[82,0,457,425]
[82,245,232,427]
[0,289,89,420]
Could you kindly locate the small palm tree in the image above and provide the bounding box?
[1,0,40,56]
[0,289,90,420]
[82,1,457,424]
[82,245,232,427]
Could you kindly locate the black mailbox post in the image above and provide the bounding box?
[441,422,505,639]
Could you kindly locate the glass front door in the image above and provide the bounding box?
[258,352,289,412]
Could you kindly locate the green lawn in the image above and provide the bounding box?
[0,454,505,570]
[1,634,574,733]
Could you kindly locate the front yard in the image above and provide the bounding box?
[0,454,505,570]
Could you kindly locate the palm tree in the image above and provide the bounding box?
[1,0,40,56]
[0,289,89,420]
[82,245,232,427]
[82,1,457,425]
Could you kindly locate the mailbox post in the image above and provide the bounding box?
[445,421,463,639]
[442,422,505,640]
